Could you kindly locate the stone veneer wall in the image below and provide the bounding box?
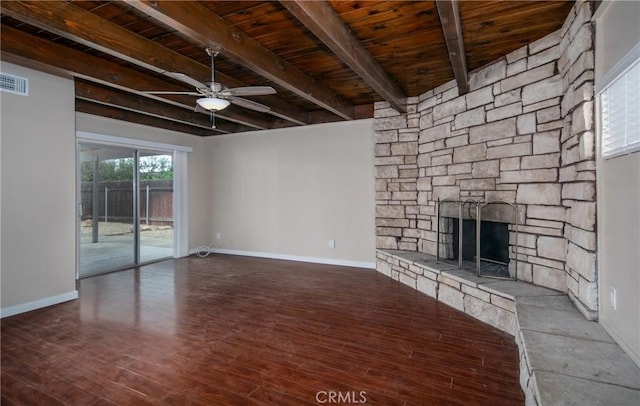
[374,0,598,318]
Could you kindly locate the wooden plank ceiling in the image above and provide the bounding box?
[0,1,574,136]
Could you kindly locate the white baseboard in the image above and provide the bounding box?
[600,319,640,368]
[1,290,79,318]
[196,248,375,269]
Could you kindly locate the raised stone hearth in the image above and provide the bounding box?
[376,250,521,334]
[374,0,598,319]
[377,249,640,406]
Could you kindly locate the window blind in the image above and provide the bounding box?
[600,60,640,158]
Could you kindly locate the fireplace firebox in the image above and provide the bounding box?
[436,199,518,280]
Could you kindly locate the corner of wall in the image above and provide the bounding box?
[558,0,598,319]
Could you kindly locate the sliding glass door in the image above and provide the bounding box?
[79,144,136,276]
[78,142,174,277]
[139,150,174,263]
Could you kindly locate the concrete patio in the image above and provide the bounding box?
[80,222,173,276]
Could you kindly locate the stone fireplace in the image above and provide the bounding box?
[374,0,597,319]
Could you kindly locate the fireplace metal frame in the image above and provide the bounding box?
[436,198,519,281]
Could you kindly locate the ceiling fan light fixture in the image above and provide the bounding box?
[196,97,230,111]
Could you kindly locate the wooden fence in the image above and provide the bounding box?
[80,179,173,226]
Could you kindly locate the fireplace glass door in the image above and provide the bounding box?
[436,200,517,280]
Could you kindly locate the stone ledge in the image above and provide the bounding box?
[376,249,640,406]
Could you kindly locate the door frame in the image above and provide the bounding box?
[76,131,192,279]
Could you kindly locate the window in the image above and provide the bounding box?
[600,59,640,158]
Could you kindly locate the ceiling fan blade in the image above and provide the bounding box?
[165,72,209,90]
[228,96,271,112]
[219,86,276,97]
[145,91,201,95]
[194,104,210,114]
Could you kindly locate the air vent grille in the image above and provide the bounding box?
[0,72,29,96]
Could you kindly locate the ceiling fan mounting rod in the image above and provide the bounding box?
[206,47,218,87]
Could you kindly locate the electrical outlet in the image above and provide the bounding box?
[216,232,221,240]
[328,239,335,249]
[610,287,617,310]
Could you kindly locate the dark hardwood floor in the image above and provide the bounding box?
[1,254,524,405]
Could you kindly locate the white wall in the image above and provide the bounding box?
[594,0,640,366]
[1,61,377,318]
[76,115,378,266]
[1,62,77,314]
[75,113,211,250]
[594,1,640,80]
[207,119,376,267]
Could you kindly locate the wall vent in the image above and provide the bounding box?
[0,72,29,96]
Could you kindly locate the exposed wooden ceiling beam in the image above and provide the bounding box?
[436,0,469,95]
[308,104,374,124]
[76,99,222,137]
[124,0,355,120]
[0,25,271,131]
[75,80,240,133]
[281,0,407,113]
[0,1,308,126]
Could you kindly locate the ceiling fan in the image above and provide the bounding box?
[146,46,276,128]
